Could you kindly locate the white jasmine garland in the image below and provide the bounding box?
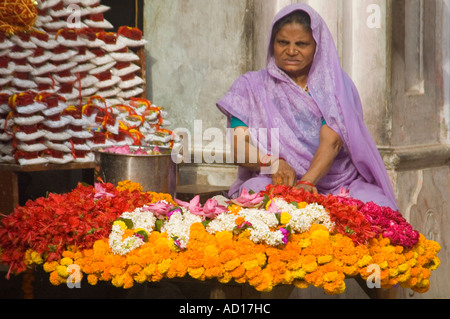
[160,208,203,250]
[284,201,335,234]
[108,197,337,256]
[109,224,145,256]
[206,213,237,233]
[121,207,157,234]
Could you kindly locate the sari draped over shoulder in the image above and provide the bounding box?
[217,3,398,210]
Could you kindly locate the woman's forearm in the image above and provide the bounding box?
[231,126,270,172]
[301,125,343,185]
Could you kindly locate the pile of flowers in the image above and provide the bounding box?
[0,180,173,278]
[0,181,441,295]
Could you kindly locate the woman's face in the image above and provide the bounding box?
[273,23,316,84]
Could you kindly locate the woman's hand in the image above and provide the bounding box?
[271,159,297,187]
[295,180,318,193]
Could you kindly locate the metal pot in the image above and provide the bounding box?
[95,146,177,196]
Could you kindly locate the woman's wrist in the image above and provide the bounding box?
[260,154,286,167]
[296,180,316,188]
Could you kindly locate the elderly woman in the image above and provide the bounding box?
[217,3,398,210]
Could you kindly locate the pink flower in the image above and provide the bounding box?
[103,145,131,155]
[94,183,116,199]
[229,189,265,208]
[280,227,290,244]
[142,201,174,218]
[360,202,419,248]
[266,200,280,214]
[175,196,227,220]
[336,187,350,198]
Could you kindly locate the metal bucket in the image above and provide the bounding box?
[95,146,177,196]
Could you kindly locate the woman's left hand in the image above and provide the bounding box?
[295,181,318,194]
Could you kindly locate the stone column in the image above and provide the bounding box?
[143,0,253,186]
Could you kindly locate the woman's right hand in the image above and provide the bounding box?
[270,159,297,187]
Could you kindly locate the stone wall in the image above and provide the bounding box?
[143,0,450,298]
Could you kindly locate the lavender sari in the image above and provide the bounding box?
[217,4,398,210]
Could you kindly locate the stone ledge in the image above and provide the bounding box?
[380,144,450,171]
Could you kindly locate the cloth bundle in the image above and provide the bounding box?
[0,91,179,165]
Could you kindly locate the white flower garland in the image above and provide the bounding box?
[108,197,336,255]
[160,208,203,250]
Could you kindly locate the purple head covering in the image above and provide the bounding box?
[217,3,398,210]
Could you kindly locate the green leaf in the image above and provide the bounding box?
[275,213,281,223]
[117,218,134,229]
[202,220,211,228]
[345,227,354,235]
[135,230,149,242]
[262,194,270,208]
[155,219,163,232]
[290,201,299,208]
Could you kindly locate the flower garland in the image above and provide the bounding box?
[44,223,440,295]
[0,180,170,277]
[1,181,441,295]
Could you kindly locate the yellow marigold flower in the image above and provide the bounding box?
[298,238,311,248]
[112,274,125,288]
[117,180,143,193]
[142,264,157,278]
[429,256,441,271]
[157,259,172,274]
[379,260,389,270]
[303,261,318,273]
[310,227,330,240]
[204,266,224,279]
[292,268,306,280]
[389,268,399,277]
[134,271,148,284]
[228,204,242,215]
[49,271,64,286]
[235,216,246,226]
[243,260,259,271]
[293,279,309,289]
[323,271,338,283]
[280,212,291,225]
[25,250,43,266]
[43,261,59,273]
[343,265,359,277]
[114,220,127,231]
[317,254,333,265]
[188,267,205,280]
[56,265,69,278]
[324,280,346,295]
[224,259,241,272]
[230,264,245,279]
[297,202,308,209]
[123,273,135,289]
[87,274,98,286]
[357,255,373,268]
[218,272,232,284]
[60,257,74,267]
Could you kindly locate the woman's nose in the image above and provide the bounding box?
[287,46,298,56]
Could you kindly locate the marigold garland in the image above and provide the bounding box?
[0,181,441,295]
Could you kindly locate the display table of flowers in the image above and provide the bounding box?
[0,180,441,297]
